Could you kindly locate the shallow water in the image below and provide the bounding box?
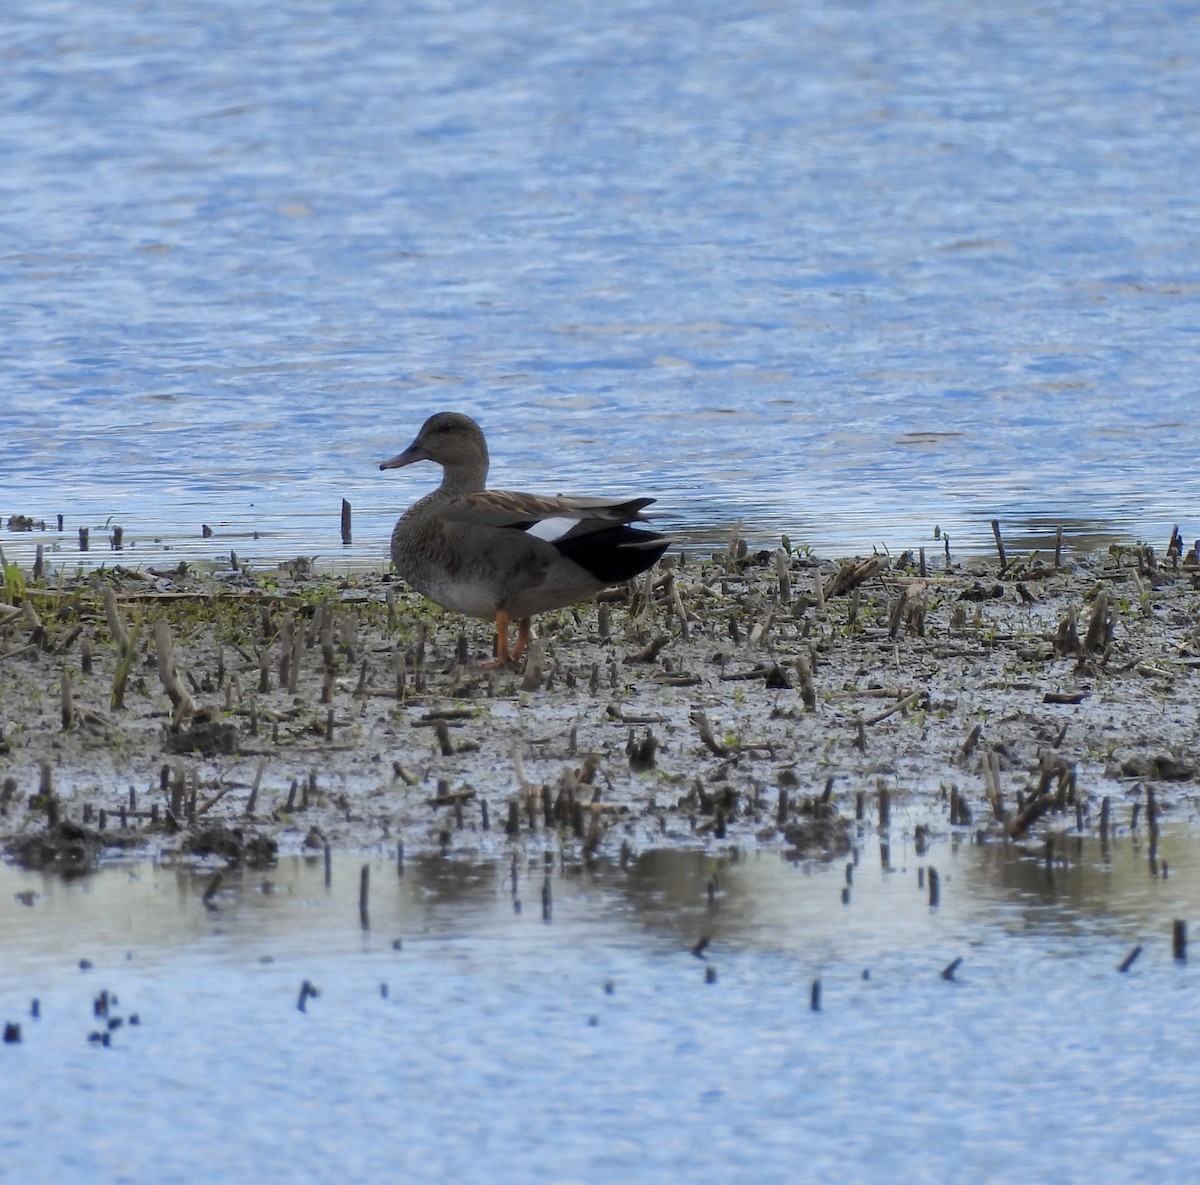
[3,830,1199,1183]
[3,0,1200,573]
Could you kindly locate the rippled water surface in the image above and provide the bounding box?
[3,0,1200,571]
[3,832,1200,1183]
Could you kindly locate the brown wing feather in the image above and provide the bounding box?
[437,491,656,529]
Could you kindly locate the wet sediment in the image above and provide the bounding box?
[1,535,1198,869]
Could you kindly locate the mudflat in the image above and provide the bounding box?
[1,537,1196,870]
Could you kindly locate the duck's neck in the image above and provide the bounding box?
[439,458,488,496]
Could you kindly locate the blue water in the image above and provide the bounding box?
[3,0,1200,571]
[3,834,1200,1183]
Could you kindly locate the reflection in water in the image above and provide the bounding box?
[3,828,1196,962]
[2,831,1199,1183]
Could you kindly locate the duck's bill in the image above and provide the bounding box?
[379,442,429,470]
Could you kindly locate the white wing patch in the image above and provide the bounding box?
[524,516,580,543]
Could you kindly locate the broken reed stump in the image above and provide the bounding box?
[103,587,136,710]
[340,499,352,545]
[153,619,197,726]
[1174,919,1187,962]
[278,613,294,689]
[927,866,940,907]
[245,759,266,816]
[60,668,74,730]
[774,548,791,603]
[794,653,816,710]
[359,863,370,929]
[990,518,1007,575]
[1084,588,1114,655]
[521,640,544,691]
[982,750,1004,822]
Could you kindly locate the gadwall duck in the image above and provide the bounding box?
[380,412,669,665]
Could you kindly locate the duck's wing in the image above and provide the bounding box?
[440,491,657,542]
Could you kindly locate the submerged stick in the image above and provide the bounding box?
[1117,945,1142,973]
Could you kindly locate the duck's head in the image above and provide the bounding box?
[380,412,490,487]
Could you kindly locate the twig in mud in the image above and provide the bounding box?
[1007,787,1053,839]
[824,555,888,599]
[863,690,924,726]
[624,635,670,664]
[197,784,234,815]
[691,711,730,757]
[606,704,667,725]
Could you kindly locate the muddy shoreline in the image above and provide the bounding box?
[2,536,1198,871]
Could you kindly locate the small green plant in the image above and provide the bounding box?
[0,545,25,605]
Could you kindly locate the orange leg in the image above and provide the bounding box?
[476,610,513,669]
[510,618,533,662]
